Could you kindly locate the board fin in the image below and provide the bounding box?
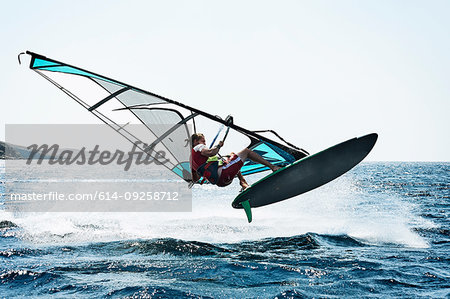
[241,200,252,223]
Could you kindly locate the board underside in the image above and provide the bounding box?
[232,133,378,209]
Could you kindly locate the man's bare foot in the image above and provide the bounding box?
[240,182,250,189]
[271,165,282,172]
[240,183,250,192]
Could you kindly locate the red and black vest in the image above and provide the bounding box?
[191,147,219,185]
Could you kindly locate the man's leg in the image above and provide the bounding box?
[237,148,281,172]
[224,154,249,188]
[237,171,249,189]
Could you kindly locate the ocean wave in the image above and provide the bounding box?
[314,234,367,247]
[0,269,59,284]
[272,289,307,298]
[3,233,386,260]
[237,234,320,251]
[0,220,17,229]
[377,278,421,288]
[414,227,450,239]
[123,238,232,257]
[106,286,207,298]
[0,247,43,258]
[119,234,321,258]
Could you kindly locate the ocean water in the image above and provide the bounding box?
[0,162,448,298]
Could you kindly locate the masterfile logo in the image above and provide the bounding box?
[25,142,170,171]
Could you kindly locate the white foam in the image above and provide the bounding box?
[0,173,430,248]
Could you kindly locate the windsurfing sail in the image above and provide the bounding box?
[20,51,309,183]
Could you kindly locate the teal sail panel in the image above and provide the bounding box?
[240,142,295,176]
[31,57,124,86]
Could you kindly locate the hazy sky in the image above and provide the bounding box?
[1,0,449,161]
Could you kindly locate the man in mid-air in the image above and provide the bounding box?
[190,133,281,189]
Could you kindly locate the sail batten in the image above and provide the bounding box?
[89,86,132,111]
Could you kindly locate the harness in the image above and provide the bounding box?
[196,160,220,185]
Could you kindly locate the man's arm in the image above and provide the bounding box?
[200,141,224,157]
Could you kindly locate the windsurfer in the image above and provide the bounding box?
[190,133,281,189]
